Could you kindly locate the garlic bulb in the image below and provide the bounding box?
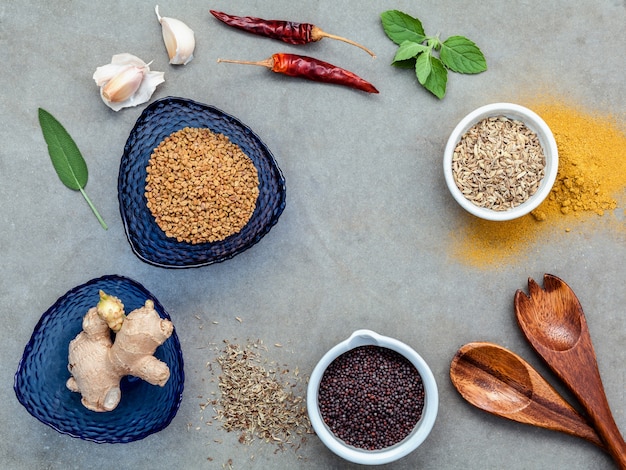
[155,5,195,65]
[93,53,165,112]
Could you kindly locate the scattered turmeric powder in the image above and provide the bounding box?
[530,101,625,219]
[449,98,626,268]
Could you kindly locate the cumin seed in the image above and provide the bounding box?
[452,116,546,211]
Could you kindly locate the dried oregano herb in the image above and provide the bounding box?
[208,339,312,450]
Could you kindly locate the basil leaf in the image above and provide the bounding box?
[422,57,447,99]
[381,10,426,45]
[414,51,432,85]
[38,108,108,229]
[440,35,487,74]
[393,40,429,62]
[391,58,417,69]
[381,10,486,99]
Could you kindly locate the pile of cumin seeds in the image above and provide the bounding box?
[211,339,312,450]
[452,116,546,211]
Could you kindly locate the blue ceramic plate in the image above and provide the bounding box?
[14,275,184,443]
[118,97,286,268]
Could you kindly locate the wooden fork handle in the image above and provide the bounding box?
[529,340,626,468]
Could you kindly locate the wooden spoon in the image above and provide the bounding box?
[515,274,626,468]
[450,342,604,448]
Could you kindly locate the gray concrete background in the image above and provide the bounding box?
[1,1,625,469]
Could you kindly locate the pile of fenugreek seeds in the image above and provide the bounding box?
[145,127,260,244]
[452,116,546,211]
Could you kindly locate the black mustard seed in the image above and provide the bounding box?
[318,345,425,450]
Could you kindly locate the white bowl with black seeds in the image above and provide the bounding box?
[307,330,438,465]
[443,103,558,221]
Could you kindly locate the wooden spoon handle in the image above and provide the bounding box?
[450,342,604,448]
[522,356,605,447]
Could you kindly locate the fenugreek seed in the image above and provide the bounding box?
[145,127,259,243]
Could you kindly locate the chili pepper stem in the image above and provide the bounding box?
[311,26,376,57]
[217,57,274,69]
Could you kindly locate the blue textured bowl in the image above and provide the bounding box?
[14,275,185,443]
[118,97,286,268]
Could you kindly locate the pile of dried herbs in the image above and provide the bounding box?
[208,339,312,450]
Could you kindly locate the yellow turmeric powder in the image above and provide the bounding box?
[449,98,626,268]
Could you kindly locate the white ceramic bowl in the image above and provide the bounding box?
[307,330,438,465]
[443,103,558,221]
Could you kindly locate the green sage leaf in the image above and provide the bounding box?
[38,108,108,229]
[381,10,426,45]
[440,35,487,74]
[393,40,429,63]
[421,56,447,99]
[38,108,88,190]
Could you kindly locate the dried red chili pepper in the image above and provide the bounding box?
[217,53,379,94]
[210,10,376,57]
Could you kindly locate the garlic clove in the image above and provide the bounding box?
[155,5,195,65]
[129,70,166,109]
[93,53,148,85]
[101,65,145,102]
[93,53,165,112]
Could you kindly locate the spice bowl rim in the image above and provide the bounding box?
[307,329,438,465]
[443,102,558,221]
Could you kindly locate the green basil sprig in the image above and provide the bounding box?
[38,108,108,229]
[381,10,487,99]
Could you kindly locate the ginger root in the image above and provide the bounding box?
[66,294,174,412]
[97,290,125,332]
